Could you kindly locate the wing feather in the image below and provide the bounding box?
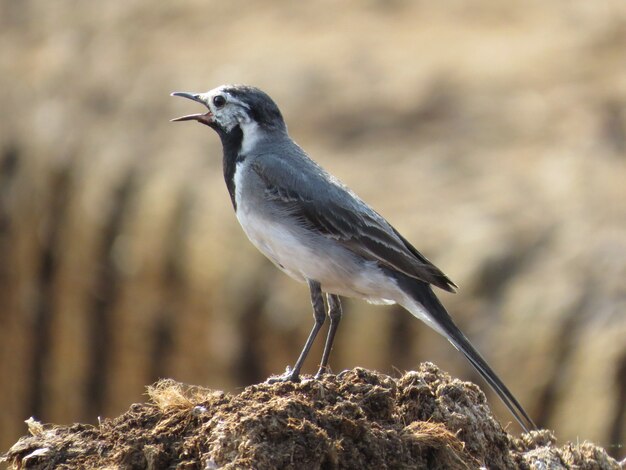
[251,155,457,292]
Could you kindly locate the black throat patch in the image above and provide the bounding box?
[218,125,245,210]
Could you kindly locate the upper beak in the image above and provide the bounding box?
[170,92,214,125]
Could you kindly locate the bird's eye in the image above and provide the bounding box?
[212,95,226,108]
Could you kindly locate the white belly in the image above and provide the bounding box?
[236,206,397,304]
[236,206,326,282]
[233,161,399,303]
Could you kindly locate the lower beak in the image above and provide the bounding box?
[170,92,214,125]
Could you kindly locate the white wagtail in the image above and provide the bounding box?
[171,85,536,432]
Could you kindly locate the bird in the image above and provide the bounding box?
[171,84,536,432]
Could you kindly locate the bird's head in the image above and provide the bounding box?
[171,85,286,135]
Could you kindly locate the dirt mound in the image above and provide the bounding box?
[3,364,621,469]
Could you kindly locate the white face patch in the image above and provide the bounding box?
[197,86,253,133]
[195,86,264,153]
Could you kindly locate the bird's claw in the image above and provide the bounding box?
[314,366,331,380]
[266,366,300,384]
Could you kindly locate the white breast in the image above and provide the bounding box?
[234,161,305,280]
[232,161,401,304]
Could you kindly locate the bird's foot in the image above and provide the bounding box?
[314,365,332,380]
[266,366,300,384]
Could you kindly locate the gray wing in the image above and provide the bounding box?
[250,153,457,292]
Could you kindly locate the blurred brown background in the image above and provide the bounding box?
[1,0,625,459]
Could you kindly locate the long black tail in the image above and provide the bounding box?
[394,274,537,433]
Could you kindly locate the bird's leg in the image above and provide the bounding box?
[269,280,326,383]
[315,294,342,378]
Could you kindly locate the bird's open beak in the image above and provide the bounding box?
[170,92,214,125]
